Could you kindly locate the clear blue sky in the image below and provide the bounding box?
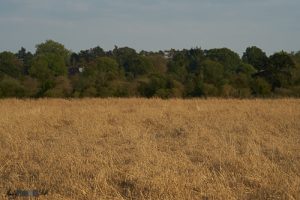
[0,0,299,55]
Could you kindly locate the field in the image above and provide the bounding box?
[0,99,299,199]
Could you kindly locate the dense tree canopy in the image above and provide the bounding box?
[205,48,241,73]
[242,46,268,71]
[0,52,22,78]
[0,40,299,98]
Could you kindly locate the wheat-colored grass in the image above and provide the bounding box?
[0,98,299,199]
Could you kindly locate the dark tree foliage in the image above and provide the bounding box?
[16,47,33,75]
[78,46,105,63]
[0,40,299,98]
[264,51,295,90]
[242,46,268,71]
[204,48,241,73]
[0,52,22,78]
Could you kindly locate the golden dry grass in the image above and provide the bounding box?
[0,98,300,200]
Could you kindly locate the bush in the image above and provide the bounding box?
[154,89,172,99]
[44,76,72,97]
[251,78,272,97]
[22,76,39,97]
[203,83,219,96]
[81,87,97,97]
[274,88,293,97]
[221,84,237,98]
[0,76,25,98]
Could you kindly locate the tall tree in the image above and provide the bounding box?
[113,46,153,77]
[0,76,25,97]
[267,51,295,89]
[242,46,268,71]
[30,40,70,79]
[204,48,241,73]
[202,60,224,86]
[35,40,70,61]
[78,46,105,63]
[16,47,33,75]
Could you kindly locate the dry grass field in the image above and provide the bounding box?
[0,99,299,199]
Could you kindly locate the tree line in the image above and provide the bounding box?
[0,40,300,98]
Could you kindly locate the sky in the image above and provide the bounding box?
[0,0,299,55]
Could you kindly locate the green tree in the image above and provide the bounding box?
[290,51,300,86]
[35,40,70,62]
[167,51,189,82]
[203,83,219,96]
[30,53,66,78]
[30,40,70,79]
[236,63,256,75]
[78,46,105,63]
[86,57,121,82]
[267,51,295,89]
[16,47,33,75]
[230,63,256,97]
[138,74,167,97]
[221,84,237,98]
[147,55,168,74]
[138,74,182,98]
[74,57,123,97]
[242,46,268,70]
[204,48,241,73]
[0,76,25,97]
[0,51,22,78]
[185,48,205,73]
[229,74,252,97]
[202,60,224,86]
[113,47,154,77]
[251,77,272,96]
[127,56,154,77]
[21,76,39,97]
[44,76,72,97]
[29,56,52,80]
